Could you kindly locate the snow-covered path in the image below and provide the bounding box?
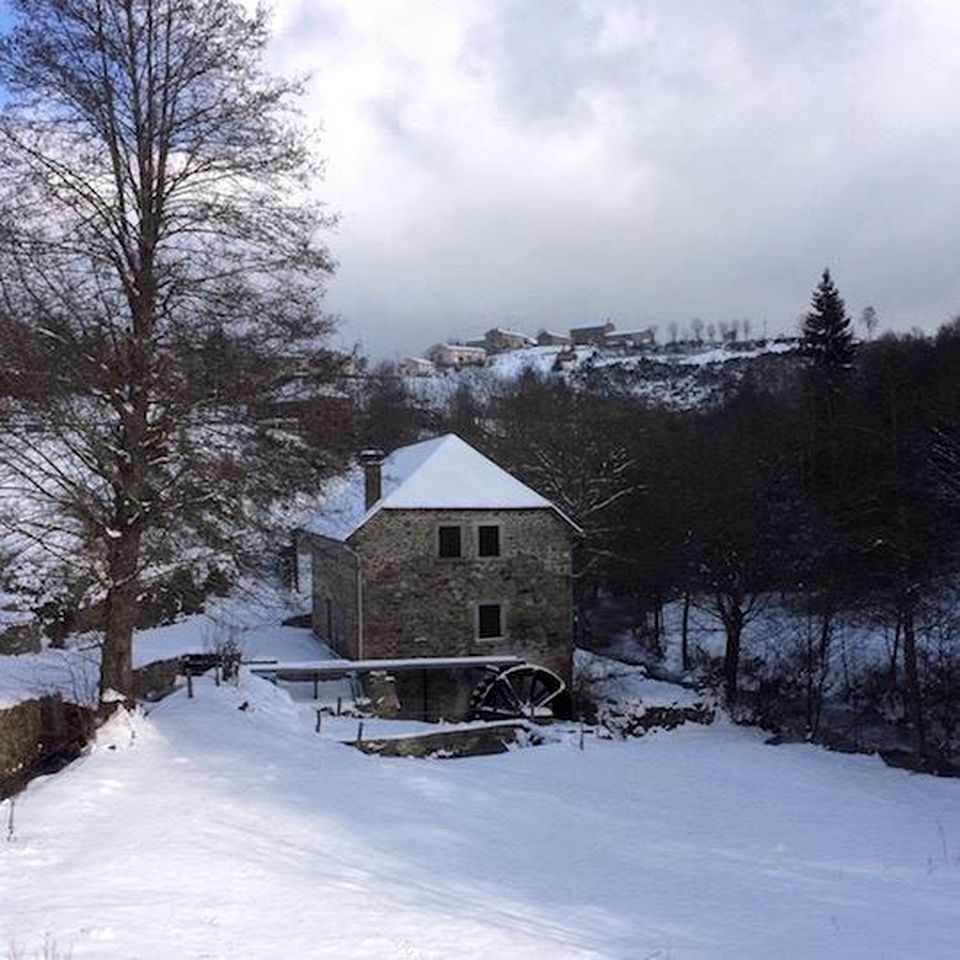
[3,673,960,959]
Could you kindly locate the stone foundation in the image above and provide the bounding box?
[363,666,491,722]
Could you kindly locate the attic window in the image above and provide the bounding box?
[438,525,462,558]
[477,603,503,639]
[477,525,500,557]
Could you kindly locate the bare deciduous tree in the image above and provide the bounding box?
[0,0,335,704]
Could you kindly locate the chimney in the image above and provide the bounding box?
[359,449,384,510]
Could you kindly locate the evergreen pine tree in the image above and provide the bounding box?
[801,269,855,369]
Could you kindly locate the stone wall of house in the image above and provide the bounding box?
[309,535,360,658]
[352,508,575,683]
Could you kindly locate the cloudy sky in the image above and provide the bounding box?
[264,0,960,356]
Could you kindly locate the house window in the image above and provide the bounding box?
[477,524,500,558]
[477,603,503,639]
[438,525,462,558]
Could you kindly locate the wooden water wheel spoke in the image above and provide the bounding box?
[469,664,567,721]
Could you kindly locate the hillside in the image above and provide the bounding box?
[405,339,801,411]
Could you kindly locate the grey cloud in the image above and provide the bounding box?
[275,1,960,355]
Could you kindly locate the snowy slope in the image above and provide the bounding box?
[405,339,800,414]
[3,670,960,959]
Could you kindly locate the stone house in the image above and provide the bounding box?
[483,328,535,353]
[431,343,487,369]
[605,327,657,350]
[397,356,437,377]
[570,320,615,346]
[301,435,579,717]
[537,329,573,346]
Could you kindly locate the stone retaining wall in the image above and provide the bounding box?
[0,657,183,794]
[132,657,182,701]
[0,695,95,793]
[355,722,542,759]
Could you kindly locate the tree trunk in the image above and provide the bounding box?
[888,611,901,690]
[804,621,815,733]
[100,528,142,704]
[811,608,832,737]
[901,604,927,762]
[721,601,744,709]
[652,593,663,657]
[681,591,691,671]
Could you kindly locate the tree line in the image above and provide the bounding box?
[400,272,960,765]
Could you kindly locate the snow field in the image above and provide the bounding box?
[3,667,960,959]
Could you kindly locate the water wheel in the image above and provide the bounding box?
[469,664,568,721]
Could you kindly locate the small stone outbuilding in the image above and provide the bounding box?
[301,435,579,719]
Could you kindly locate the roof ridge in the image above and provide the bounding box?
[304,432,582,542]
[387,433,456,497]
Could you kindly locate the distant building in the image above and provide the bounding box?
[484,328,536,354]
[570,321,615,346]
[605,328,657,349]
[397,356,436,377]
[537,329,573,346]
[432,344,487,369]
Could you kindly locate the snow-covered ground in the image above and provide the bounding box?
[3,666,960,959]
[0,593,319,709]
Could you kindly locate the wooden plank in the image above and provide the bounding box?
[248,654,522,682]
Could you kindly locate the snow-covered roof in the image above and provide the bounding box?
[490,328,534,341]
[302,434,578,542]
[570,321,614,332]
